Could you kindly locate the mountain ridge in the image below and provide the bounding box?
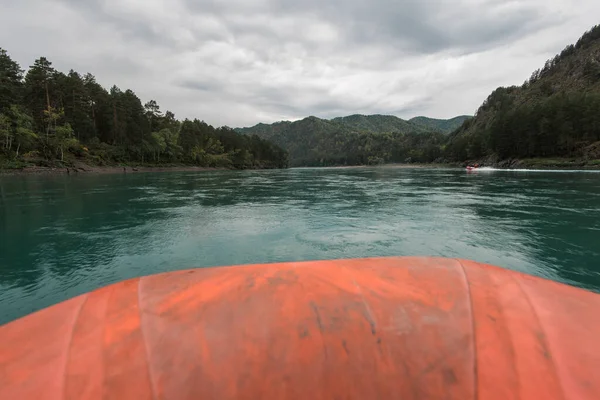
[235,114,469,166]
[237,114,470,135]
[409,116,472,133]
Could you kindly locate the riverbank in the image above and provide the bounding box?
[294,159,600,170]
[0,162,226,176]
[293,163,454,169]
[4,158,600,175]
[468,157,600,170]
[378,163,456,169]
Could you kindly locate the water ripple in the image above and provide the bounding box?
[1,167,600,324]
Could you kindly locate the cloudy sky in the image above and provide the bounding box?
[1,1,599,127]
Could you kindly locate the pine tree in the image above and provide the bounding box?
[0,48,23,114]
[23,57,56,133]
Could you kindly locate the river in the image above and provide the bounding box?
[1,166,600,324]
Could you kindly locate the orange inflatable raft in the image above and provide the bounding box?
[1,257,599,400]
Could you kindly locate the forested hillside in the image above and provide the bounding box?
[409,116,471,134]
[236,114,464,166]
[330,114,427,134]
[0,50,288,170]
[446,25,600,164]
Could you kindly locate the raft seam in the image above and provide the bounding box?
[61,293,89,400]
[343,262,420,399]
[511,275,567,400]
[101,285,115,400]
[138,277,158,400]
[455,259,478,400]
[344,267,378,335]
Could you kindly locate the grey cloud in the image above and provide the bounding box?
[56,0,228,49]
[56,0,165,44]
[250,0,548,53]
[173,0,555,73]
[55,0,553,56]
[83,55,144,79]
[177,79,224,92]
[181,0,446,53]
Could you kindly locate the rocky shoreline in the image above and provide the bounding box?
[464,157,600,170]
[0,162,223,176]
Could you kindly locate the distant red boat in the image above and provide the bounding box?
[466,165,480,171]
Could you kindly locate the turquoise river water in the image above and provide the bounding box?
[1,166,599,324]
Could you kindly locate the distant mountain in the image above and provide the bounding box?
[447,24,600,163]
[236,114,469,166]
[409,116,471,134]
[235,121,292,141]
[330,114,427,134]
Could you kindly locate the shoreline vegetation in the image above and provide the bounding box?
[0,49,289,173]
[0,162,223,176]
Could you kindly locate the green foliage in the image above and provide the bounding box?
[1,105,38,157]
[0,48,288,169]
[0,113,10,150]
[0,157,30,169]
[53,122,76,161]
[583,60,600,82]
[448,93,600,161]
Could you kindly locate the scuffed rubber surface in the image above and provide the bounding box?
[1,257,599,399]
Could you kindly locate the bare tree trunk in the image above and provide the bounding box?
[72,89,80,141]
[112,102,118,145]
[45,81,51,139]
[45,81,51,109]
[46,116,50,138]
[15,143,20,158]
[60,146,64,162]
[91,101,97,135]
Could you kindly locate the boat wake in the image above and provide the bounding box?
[471,167,600,173]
